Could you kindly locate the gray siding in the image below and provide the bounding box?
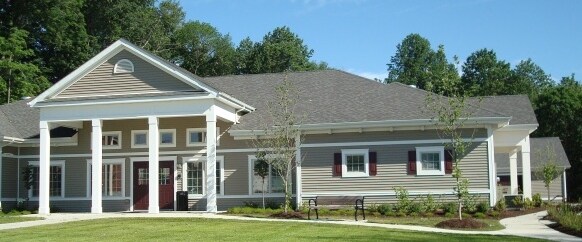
[2,158,18,198]
[2,200,129,212]
[305,129,487,144]
[188,197,286,211]
[301,194,489,207]
[301,141,489,193]
[532,175,564,200]
[55,50,197,98]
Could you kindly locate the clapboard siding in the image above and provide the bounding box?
[532,175,564,199]
[3,200,130,212]
[188,197,286,211]
[305,129,487,144]
[2,158,18,198]
[301,194,489,206]
[301,141,489,193]
[55,50,197,98]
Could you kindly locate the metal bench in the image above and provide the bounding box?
[308,196,365,221]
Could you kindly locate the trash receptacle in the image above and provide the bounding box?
[177,191,188,211]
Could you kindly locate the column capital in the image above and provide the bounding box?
[148,116,158,125]
[39,120,50,130]
[91,119,102,127]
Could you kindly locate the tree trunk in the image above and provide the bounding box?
[261,178,265,209]
[547,186,550,202]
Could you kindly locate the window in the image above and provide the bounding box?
[186,128,220,147]
[415,146,445,176]
[113,59,134,74]
[86,159,125,197]
[341,149,369,177]
[102,131,121,149]
[159,168,171,185]
[130,130,176,148]
[131,130,148,148]
[183,157,224,197]
[159,129,176,147]
[28,161,65,198]
[249,156,284,194]
[138,168,148,185]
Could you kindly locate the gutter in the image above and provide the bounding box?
[2,136,24,143]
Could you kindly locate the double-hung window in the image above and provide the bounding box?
[28,161,65,198]
[341,149,369,177]
[249,156,284,194]
[183,157,223,197]
[86,159,125,197]
[415,146,445,176]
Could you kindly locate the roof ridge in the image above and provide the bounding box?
[203,69,336,79]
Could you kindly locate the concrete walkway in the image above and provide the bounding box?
[0,211,579,241]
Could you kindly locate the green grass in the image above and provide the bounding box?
[0,215,40,224]
[0,218,544,241]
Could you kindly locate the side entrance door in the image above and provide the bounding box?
[133,161,175,210]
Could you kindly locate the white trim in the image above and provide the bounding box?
[497,124,538,133]
[10,197,131,201]
[101,131,122,150]
[341,149,369,178]
[86,158,126,198]
[302,138,487,148]
[131,130,148,148]
[186,128,220,147]
[10,148,266,159]
[159,129,176,148]
[27,160,66,198]
[113,59,134,74]
[181,156,224,198]
[563,170,568,202]
[415,146,445,176]
[302,189,491,197]
[487,127,497,206]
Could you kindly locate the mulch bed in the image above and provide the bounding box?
[497,207,546,219]
[269,211,304,219]
[435,218,487,229]
[542,215,582,238]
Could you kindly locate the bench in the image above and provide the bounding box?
[308,196,365,221]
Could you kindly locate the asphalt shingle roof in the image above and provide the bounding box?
[203,70,509,130]
[472,95,537,125]
[0,99,40,139]
[496,137,571,174]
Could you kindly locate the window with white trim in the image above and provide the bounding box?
[341,149,369,177]
[113,59,134,74]
[86,159,125,197]
[183,157,223,197]
[159,129,176,147]
[131,130,148,148]
[28,161,65,198]
[186,128,220,147]
[416,146,445,176]
[102,131,121,149]
[249,157,284,194]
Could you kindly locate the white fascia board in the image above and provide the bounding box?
[39,98,213,122]
[229,117,511,137]
[33,93,215,108]
[2,136,25,143]
[497,124,538,134]
[216,93,255,112]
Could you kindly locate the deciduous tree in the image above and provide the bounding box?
[461,49,512,96]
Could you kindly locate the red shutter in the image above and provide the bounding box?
[408,150,416,175]
[445,149,453,174]
[333,153,342,176]
[369,151,377,176]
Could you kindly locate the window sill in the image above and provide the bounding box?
[416,171,445,176]
[342,172,369,178]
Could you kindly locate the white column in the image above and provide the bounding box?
[91,119,103,213]
[148,116,160,213]
[509,151,518,195]
[521,136,532,199]
[562,170,567,202]
[0,144,3,211]
[38,121,51,215]
[486,128,497,207]
[295,133,302,210]
[206,107,217,213]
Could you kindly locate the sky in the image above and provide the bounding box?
[178,0,581,81]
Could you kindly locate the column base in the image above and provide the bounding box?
[91,207,102,214]
[148,206,160,214]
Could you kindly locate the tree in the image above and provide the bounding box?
[234,37,258,74]
[253,155,269,209]
[171,21,236,77]
[511,59,553,103]
[386,34,459,92]
[534,75,582,200]
[0,28,50,103]
[426,84,477,220]
[252,75,303,213]
[536,146,560,201]
[461,49,513,96]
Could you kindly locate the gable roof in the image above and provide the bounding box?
[203,70,510,131]
[496,137,571,174]
[29,39,219,106]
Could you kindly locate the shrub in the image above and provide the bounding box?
[489,211,500,218]
[444,212,455,218]
[494,199,506,211]
[523,198,534,209]
[395,211,407,217]
[394,187,411,214]
[512,196,524,209]
[377,204,392,216]
[461,213,472,219]
[532,193,543,207]
[463,195,479,213]
[473,212,487,219]
[547,204,582,232]
[409,212,419,217]
[422,194,438,212]
[367,203,379,213]
[243,201,260,208]
[443,202,457,214]
[409,202,426,214]
[476,201,489,213]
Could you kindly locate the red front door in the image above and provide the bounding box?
[133,161,174,210]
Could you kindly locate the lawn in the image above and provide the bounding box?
[0,218,545,242]
[0,215,40,224]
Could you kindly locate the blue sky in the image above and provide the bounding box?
[178,0,581,81]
